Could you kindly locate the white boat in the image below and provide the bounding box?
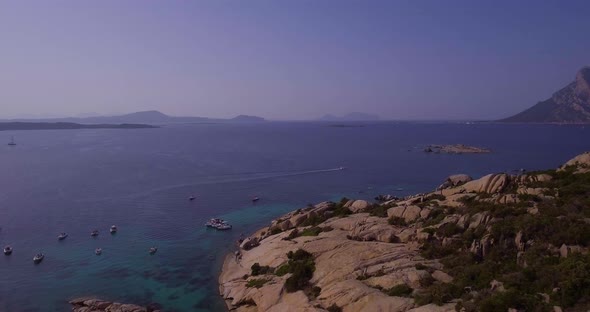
[95,248,102,255]
[3,246,12,255]
[90,230,99,237]
[33,253,44,263]
[251,196,260,202]
[58,233,68,240]
[149,247,158,255]
[205,218,232,230]
[110,225,117,234]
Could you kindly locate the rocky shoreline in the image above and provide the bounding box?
[219,152,590,312]
[69,297,161,312]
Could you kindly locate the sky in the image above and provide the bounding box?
[1,1,589,120]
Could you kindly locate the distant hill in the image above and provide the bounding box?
[231,115,266,122]
[319,112,380,121]
[0,111,266,125]
[0,122,156,131]
[502,67,590,123]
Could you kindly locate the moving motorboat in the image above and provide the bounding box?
[91,230,99,237]
[33,253,44,263]
[58,232,68,240]
[205,218,232,230]
[3,245,12,255]
[95,248,102,255]
[110,225,117,234]
[149,247,158,255]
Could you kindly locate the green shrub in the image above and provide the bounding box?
[301,214,327,227]
[424,208,446,226]
[275,264,290,277]
[283,249,316,293]
[368,205,389,217]
[388,216,407,226]
[386,284,413,297]
[246,278,270,288]
[300,226,323,237]
[436,223,464,237]
[250,263,272,276]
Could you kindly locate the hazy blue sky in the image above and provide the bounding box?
[1,1,589,120]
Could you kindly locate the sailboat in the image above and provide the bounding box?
[7,136,16,146]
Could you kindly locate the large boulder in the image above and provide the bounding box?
[468,212,491,229]
[437,174,473,190]
[349,200,370,213]
[402,206,422,223]
[462,174,510,194]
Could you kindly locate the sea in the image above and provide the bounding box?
[0,122,587,311]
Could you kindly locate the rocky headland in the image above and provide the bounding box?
[424,144,491,154]
[219,152,590,312]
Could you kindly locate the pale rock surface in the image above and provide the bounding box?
[560,152,590,173]
[219,205,438,312]
[461,173,509,194]
[349,200,370,213]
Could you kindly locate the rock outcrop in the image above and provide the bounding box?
[560,151,590,173]
[502,67,590,123]
[69,298,160,312]
[437,174,472,190]
[424,144,490,154]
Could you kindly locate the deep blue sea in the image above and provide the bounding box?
[0,122,588,311]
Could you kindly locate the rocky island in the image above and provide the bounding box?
[423,144,491,154]
[219,152,590,312]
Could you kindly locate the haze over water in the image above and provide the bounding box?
[0,122,588,311]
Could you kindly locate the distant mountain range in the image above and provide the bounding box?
[502,67,590,123]
[0,111,266,125]
[319,112,380,121]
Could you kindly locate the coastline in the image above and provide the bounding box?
[218,152,590,312]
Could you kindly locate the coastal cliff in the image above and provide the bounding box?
[219,152,590,312]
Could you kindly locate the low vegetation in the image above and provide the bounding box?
[250,263,272,276]
[276,249,316,293]
[415,169,590,310]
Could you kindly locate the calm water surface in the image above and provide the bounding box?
[0,122,587,311]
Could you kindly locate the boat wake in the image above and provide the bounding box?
[75,167,345,202]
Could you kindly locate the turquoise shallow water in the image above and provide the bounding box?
[0,122,588,311]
